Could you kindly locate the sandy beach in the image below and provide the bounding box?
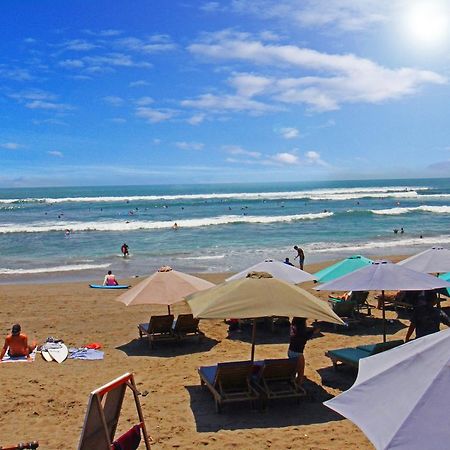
[0,256,445,449]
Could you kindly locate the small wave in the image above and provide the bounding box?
[0,212,333,234]
[0,263,110,275]
[371,205,450,215]
[0,185,428,204]
[178,254,226,261]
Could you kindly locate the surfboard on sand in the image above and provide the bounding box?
[47,343,68,364]
[89,284,130,289]
[41,349,53,362]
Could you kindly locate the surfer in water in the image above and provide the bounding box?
[121,243,129,257]
[103,270,119,286]
[0,324,36,362]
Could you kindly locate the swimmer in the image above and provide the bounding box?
[65,229,71,236]
[121,243,129,257]
[173,222,179,230]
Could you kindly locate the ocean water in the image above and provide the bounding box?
[0,178,449,283]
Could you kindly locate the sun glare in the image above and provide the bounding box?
[403,2,449,47]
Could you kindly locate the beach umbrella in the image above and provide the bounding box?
[438,272,450,297]
[226,259,315,284]
[315,261,450,342]
[325,328,450,450]
[313,255,373,283]
[116,266,215,314]
[186,272,343,361]
[397,246,450,273]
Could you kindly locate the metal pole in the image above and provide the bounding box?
[167,305,171,315]
[250,319,256,362]
[382,290,386,343]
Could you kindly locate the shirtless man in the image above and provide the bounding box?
[0,324,36,362]
[293,245,305,270]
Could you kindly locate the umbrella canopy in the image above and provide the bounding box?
[397,246,450,273]
[313,255,373,283]
[186,272,343,323]
[315,260,450,292]
[325,328,450,450]
[226,259,315,284]
[315,261,450,342]
[116,266,215,309]
[438,272,450,297]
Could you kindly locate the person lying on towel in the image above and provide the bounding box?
[0,324,37,362]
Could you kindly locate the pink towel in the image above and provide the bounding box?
[112,425,141,450]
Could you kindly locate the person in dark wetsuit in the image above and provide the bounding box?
[288,317,320,385]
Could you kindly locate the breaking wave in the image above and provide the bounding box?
[0,263,110,275]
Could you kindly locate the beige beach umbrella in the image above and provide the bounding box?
[186,272,343,360]
[116,266,215,314]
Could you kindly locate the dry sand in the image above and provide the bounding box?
[0,256,442,449]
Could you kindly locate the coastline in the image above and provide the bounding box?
[0,254,429,448]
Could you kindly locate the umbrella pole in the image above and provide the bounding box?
[167,305,171,315]
[382,290,386,343]
[251,319,256,362]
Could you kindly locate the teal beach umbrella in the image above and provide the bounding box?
[439,272,450,297]
[313,255,373,283]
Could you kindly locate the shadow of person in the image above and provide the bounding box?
[116,336,219,358]
[185,377,342,432]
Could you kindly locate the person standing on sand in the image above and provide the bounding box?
[288,317,320,385]
[293,245,305,270]
[0,324,36,362]
[121,243,129,257]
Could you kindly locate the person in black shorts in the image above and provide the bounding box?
[288,317,320,385]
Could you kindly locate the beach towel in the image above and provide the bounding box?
[68,348,104,360]
[1,349,37,363]
[112,425,141,450]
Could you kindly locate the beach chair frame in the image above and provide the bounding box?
[138,314,176,348]
[172,314,205,341]
[78,372,151,450]
[198,361,260,413]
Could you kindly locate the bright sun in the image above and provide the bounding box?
[403,2,449,46]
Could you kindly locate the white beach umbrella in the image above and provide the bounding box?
[397,246,450,273]
[315,261,450,341]
[116,266,215,314]
[186,272,343,361]
[325,328,450,450]
[226,259,315,284]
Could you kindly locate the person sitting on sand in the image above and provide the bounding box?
[103,270,119,286]
[0,324,36,362]
[288,317,320,385]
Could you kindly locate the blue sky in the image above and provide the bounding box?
[1,0,450,187]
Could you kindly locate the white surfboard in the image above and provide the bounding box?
[41,349,53,362]
[47,343,68,364]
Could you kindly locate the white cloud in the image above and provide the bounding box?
[59,39,99,52]
[272,152,299,164]
[186,114,205,125]
[83,53,152,69]
[0,142,23,150]
[188,34,446,112]
[115,36,176,53]
[129,80,150,88]
[175,141,205,151]
[0,66,33,81]
[25,100,73,111]
[136,107,175,123]
[59,59,85,69]
[279,127,299,139]
[103,96,125,106]
[47,150,63,157]
[223,145,261,158]
[135,96,154,106]
[305,150,328,166]
[200,2,222,12]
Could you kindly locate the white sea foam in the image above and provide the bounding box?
[0,263,110,275]
[0,186,428,204]
[0,212,333,234]
[371,205,450,215]
[178,254,226,260]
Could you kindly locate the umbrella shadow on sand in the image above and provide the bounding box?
[226,320,291,345]
[318,316,407,337]
[186,378,342,432]
[317,366,357,392]
[116,336,219,358]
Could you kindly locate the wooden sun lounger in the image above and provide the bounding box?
[172,314,204,341]
[138,314,175,348]
[198,361,259,412]
[325,339,404,371]
[252,358,306,408]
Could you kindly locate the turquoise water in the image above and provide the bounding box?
[0,178,449,283]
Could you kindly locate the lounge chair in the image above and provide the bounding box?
[328,298,359,328]
[325,339,404,371]
[198,361,259,412]
[329,291,371,315]
[252,358,306,408]
[172,314,204,341]
[137,314,175,348]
